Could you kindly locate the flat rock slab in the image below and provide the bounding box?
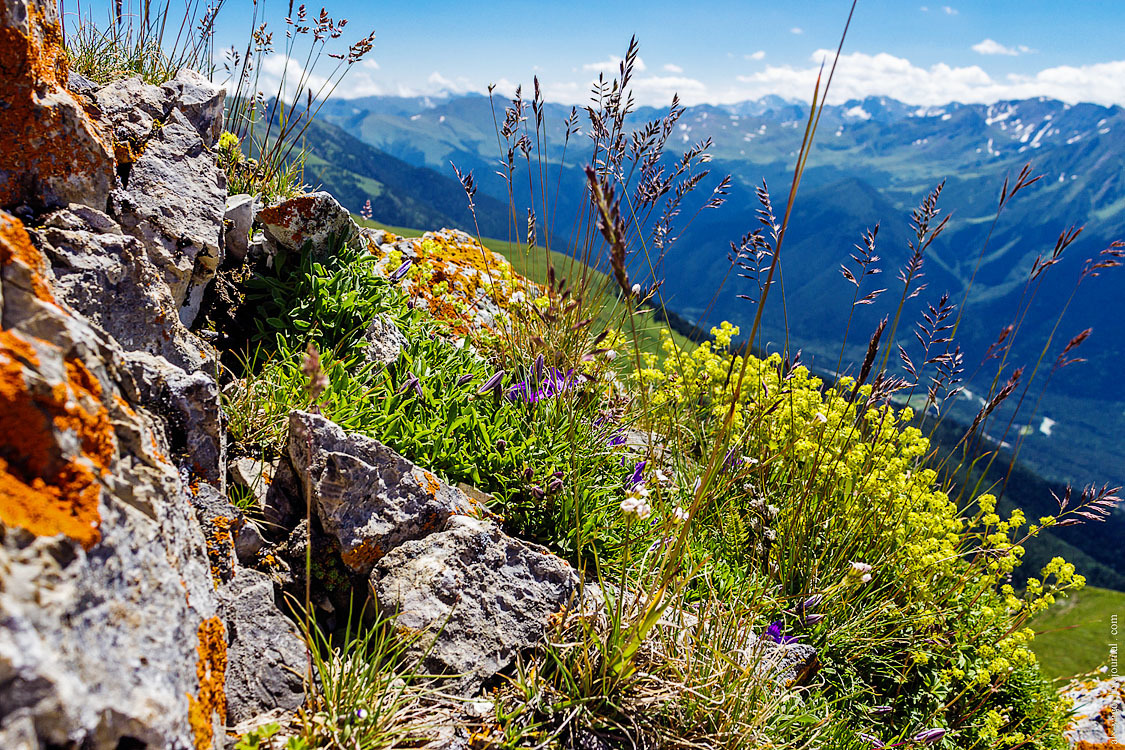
[287,411,477,574]
[371,515,580,696]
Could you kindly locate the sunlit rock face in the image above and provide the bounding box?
[0,0,114,211]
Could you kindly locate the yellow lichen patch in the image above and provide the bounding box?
[0,329,114,550]
[366,229,545,340]
[187,616,227,750]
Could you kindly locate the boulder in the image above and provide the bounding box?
[0,0,114,210]
[1063,675,1125,748]
[0,209,226,748]
[371,515,581,696]
[112,107,226,327]
[31,204,215,374]
[258,191,358,254]
[287,411,477,574]
[218,568,308,725]
[229,457,275,513]
[741,637,819,689]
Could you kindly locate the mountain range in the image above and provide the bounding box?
[302,92,1125,502]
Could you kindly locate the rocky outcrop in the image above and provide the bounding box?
[0,0,114,210]
[0,2,305,744]
[29,204,215,374]
[218,569,308,725]
[0,210,226,749]
[287,410,477,575]
[372,515,581,696]
[111,106,227,327]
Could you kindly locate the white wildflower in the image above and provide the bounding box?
[848,561,874,584]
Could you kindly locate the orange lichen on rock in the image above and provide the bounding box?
[0,211,56,303]
[187,616,227,750]
[0,328,115,550]
[257,195,317,243]
[202,515,235,588]
[0,0,112,208]
[419,469,441,498]
[340,537,384,571]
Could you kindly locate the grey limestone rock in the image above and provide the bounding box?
[125,350,226,490]
[371,515,581,696]
[160,69,226,147]
[224,194,257,263]
[32,204,215,375]
[287,410,477,574]
[112,107,226,326]
[362,313,407,368]
[0,0,114,211]
[218,568,308,725]
[740,635,819,689]
[0,209,225,748]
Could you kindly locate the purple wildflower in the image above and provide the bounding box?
[800,594,824,612]
[765,620,799,645]
[476,370,505,396]
[856,734,884,749]
[456,373,475,387]
[389,258,413,282]
[913,728,947,744]
[507,367,575,404]
[607,431,627,447]
[628,460,646,489]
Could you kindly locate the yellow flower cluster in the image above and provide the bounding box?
[634,323,1083,743]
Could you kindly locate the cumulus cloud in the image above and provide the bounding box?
[733,49,1125,106]
[972,38,1019,56]
[313,46,1125,109]
[746,50,766,61]
[942,5,957,14]
[790,27,803,34]
[582,55,647,73]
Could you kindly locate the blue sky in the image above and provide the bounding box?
[73,0,1125,106]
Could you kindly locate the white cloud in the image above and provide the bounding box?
[972,38,1019,56]
[314,47,1125,109]
[663,63,683,73]
[790,27,803,34]
[920,5,929,10]
[582,55,647,74]
[732,49,1125,107]
[629,75,708,103]
[359,59,380,70]
[942,5,957,14]
[426,71,478,95]
[746,50,766,61]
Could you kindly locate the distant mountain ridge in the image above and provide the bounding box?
[311,92,1125,496]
